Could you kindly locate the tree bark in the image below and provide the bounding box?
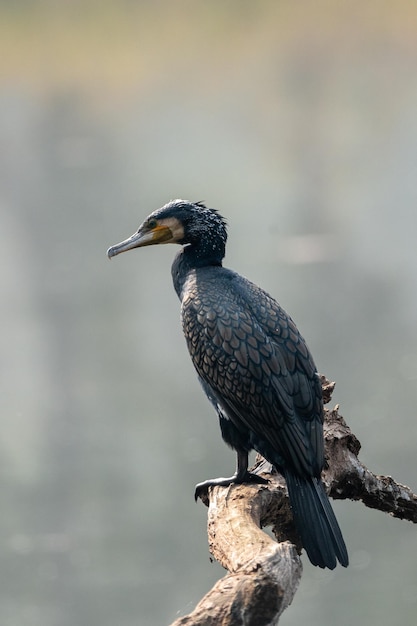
[170,378,417,626]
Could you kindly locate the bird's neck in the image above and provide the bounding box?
[171,244,223,299]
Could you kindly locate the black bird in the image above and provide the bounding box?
[107,199,348,569]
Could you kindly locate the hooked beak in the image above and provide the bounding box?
[107,224,173,259]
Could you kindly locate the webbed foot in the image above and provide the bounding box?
[194,471,268,501]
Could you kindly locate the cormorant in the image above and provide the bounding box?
[107,199,348,569]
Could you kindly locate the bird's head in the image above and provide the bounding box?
[107,199,227,260]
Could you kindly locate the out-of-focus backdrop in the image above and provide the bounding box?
[1,1,417,625]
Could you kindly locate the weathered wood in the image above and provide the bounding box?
[323,405,417,522]
[172,484,301,626]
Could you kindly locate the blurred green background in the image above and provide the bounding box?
[1,1,417,624]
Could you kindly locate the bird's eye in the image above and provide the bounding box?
[147,218,158,229]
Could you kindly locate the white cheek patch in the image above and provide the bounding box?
[160,217,184,242]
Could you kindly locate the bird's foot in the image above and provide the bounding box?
[194,471,268,502]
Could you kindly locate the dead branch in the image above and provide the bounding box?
[322,405,417,521]
[170,378,417,626]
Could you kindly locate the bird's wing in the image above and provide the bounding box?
[182,276,324,478]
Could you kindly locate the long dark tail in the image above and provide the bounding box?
[285,471,349,569]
